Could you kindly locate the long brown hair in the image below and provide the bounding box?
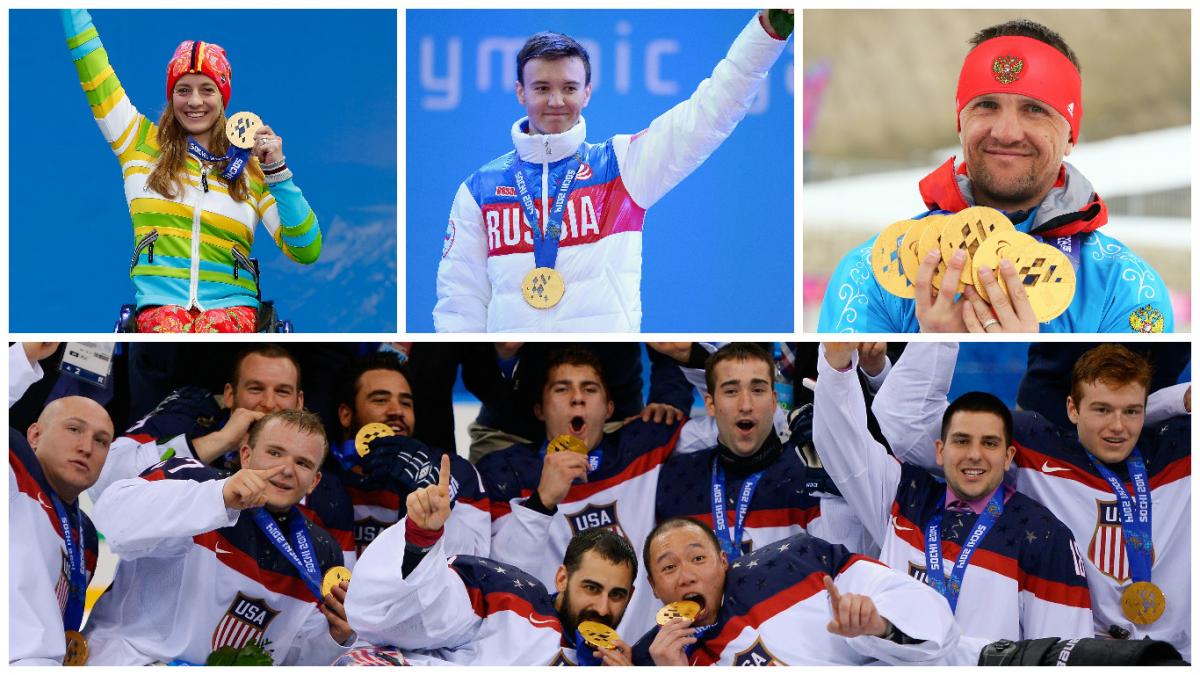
[147,103,263,203]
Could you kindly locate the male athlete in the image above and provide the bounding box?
[435,10,794,332]
[346,458,640,666]
[814,342,1091,642]
[818,19,1171,333]
[872,342,1190,658]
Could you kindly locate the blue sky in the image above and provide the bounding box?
[10,9,397,332]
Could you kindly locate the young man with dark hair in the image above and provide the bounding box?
[814,343,1092,646]
[819,19,1171,334]
[632,517,959,665]
[656,343,872,563]
[435,10,794,332]
[477,345,684,639]
[84,410,354,665]
[872,342,1191,659]
[9,343,113,665]
[87,343,305,500]
[311,353,490,559]
[346,462,639,665]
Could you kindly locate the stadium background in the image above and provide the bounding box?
[802,9,1191,331]
[405,9,795,332]
[9,9,398,332]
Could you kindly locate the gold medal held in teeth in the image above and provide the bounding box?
[577,621,621,650]
[1121,581,1165,625]
[355,422,395,457]
[522,267,565,309]
[64,630,88,666]
[656,600,701,625]
[547,434,588,456]
[225,111,263,150]
[322,566,352,597]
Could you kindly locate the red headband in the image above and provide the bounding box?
[956,35,1081,142]
[166,40,232,107]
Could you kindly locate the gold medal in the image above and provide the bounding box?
[1121,581,1166,625]
[547,434,588,456]
[522,267,566,309]
[577,621,621,650]
[63,630,88,666]
[1011,241,1076,323]
[969,230,1032,294]
[871,219,919,299]
[899,217,935,287]
[225,111,263,150]
[354,423,394,457]
[656,600,700,625]
[915,215,964,293]
[939,207,1016,288]
[322,566,352,597]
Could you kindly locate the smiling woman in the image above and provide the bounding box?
[61,9,323,333]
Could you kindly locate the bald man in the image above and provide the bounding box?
[9,343,114,665]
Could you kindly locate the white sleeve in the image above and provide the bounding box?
[434,183,491,333]
[488,500,559,585]
[835,558,959,665]
[86,432,187,502]
[9,343,44,409]
[9,473,66,666]
[808,496,879,558]
[813,347,903,548]
[283,605,353,666]
[92,470,239,560]
[872,342,958,471]
[1145,382,1190,426]
[859,356,892,395]
[444,500,492,559]
[344,523,480,650]
[616,14,788,209]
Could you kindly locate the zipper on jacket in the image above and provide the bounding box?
[129,229,159,276]
[188,166,208,310]
[231,247,257,285]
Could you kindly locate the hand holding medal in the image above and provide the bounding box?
[577,621,631,666]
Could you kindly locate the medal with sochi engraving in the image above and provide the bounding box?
[1121,581,1165,625]
[577,621,621,650]
[511,146,586,309]
[547,434,588,456]
[656,600,701,625]
[322,566,352,597]
[522,267,566,309]
[63,630,88,666]
[939,206,1017,288]
[355,422,394,457]
[225,111,263,150]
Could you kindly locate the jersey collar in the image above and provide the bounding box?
[512,116,588,164]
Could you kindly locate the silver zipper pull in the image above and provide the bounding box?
[201,166,210,193]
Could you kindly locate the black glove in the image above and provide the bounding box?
[127,386,223,440]
[787,402,814,448]
[360,435,444,496]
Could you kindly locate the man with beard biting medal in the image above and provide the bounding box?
[346,454,639,665]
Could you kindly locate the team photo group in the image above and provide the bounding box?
[9,341,1191,666]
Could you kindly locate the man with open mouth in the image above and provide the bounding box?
[633,517,959,665]
[478,345,684,639]
[813,342,1092,652]
[655,342,874,567]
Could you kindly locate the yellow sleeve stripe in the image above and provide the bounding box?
[91,85,127,119]
[80,64,115,92]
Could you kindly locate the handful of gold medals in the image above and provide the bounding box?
[870,206,1076,323]
[577,621,622,650]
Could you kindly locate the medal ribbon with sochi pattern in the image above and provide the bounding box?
[250,507,325,603]
[710,458,765,562]
[923,489,1005,613]
[511,145,586,271]
[187,137,251,183]
[49,494,87,632]
[1085,449,1154,585]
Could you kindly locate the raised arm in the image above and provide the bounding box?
[871,341,958,471]
[61,10,143,154]
[615,12,789,210]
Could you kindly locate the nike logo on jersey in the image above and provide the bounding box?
[890,515,913,532]
[37,493,51,511]
[215,544,232,556]
[1041,462,1072,474]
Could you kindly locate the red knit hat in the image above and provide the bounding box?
[166,40,232,107]
[956,35,1081,142]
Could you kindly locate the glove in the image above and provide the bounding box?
[127,386,222,440]
[360,435,444,496]
[786,402,814,448]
